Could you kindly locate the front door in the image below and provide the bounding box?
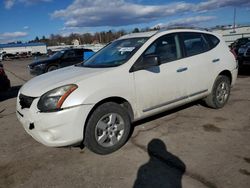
[132,33,189,115]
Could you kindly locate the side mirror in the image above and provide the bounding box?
[130,54,160,72]
[143,54,161,67]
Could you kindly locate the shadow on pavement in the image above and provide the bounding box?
[0,85,21,102]
[133,139,186,188]
[133,101,199,128]
[238,66,250,77]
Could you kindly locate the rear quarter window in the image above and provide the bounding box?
[181,32,210,57]
[205,34,220,49]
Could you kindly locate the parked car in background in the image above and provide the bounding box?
[17,28,238,154]
[238,42,250,67]
[0,63,10,92]
[230,37,250,55]
[28,48,94,75]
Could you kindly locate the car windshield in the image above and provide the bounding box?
[82,37,148,68]
[49,50,65,59]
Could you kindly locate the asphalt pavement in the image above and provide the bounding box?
[0,59,250,188]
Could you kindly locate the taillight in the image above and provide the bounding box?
[230,49,237,60]
[0,67,5,75]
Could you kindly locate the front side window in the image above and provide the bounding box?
[144,34,181,64]
[82,37,148,68]
[181,32,210,57]
[64,50,76,58]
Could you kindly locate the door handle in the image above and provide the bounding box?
[177,67,188,73]
[212,58,220,63]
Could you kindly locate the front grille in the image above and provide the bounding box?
[19,94,36,109]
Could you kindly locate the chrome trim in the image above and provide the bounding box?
[143,89,208,112]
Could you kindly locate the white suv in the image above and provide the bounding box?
[16,29,238,154]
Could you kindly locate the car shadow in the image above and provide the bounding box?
[0,85,21,102]
[133,138,186,188]
[77,102,200,150]
[238,66,250,77]
[132,101,199,128]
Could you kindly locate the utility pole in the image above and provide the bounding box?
[233,7,236,32]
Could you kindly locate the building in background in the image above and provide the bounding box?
[0,43,47,59]
[212,25,250,45]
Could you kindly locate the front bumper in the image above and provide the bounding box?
[29,65,45,76]
[16,95,93,147]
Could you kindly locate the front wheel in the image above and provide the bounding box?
[46,65,58,72]
[204,75,231,109]
[84,102,131,155]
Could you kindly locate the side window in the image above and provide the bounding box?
[144,34,181,64]
[181,32,210,57]
[205,34,220,49]
[75,50,83,57]
[64,50,76,58]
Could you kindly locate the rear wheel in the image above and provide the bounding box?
[204,75,231,109]
[84,102,131,155]
[47,65,58,72]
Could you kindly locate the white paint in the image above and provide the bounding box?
[16,29,238,147]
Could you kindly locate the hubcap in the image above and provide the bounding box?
[95,113,125,147]
[216,81,229,104]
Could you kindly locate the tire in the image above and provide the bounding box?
[84,102,131,155]
[204,75,231,109]
[46,65,58,72]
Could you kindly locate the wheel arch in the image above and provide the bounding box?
[82,96,134,143]
[218,70,232,84]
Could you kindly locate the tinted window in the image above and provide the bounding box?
[64,50,76,58]
[75,49,84,56]
[144,34,181,64]
[181,32,210,57]
[205,34,220,49]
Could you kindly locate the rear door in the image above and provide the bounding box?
[179,32,213,99]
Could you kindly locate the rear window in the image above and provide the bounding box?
[181,32,210,57]
[205,34,220,49]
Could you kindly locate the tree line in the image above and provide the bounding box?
[27,27,157,46]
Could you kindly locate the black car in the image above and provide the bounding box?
[0,63,10,92]
[238,43,250,67]
[29,48,94,75]
[230,37,250,55]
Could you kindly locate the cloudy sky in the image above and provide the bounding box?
[1,0,250,43]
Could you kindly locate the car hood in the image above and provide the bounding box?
[20,65,111,97]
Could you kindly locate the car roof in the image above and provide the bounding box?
[119,31,158,39]
[118,27,214,40]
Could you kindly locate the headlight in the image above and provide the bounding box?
[35,64,46,69]
[37,84,78,112]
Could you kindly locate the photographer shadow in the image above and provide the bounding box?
[133,139,186,188]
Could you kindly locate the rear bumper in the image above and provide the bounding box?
[231,68,238,86]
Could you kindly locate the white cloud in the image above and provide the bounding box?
[23,26,29,30]
[4,0,52,9]
[52,0,193,27]
[152,16,217,28]
[0,31,28,38]
[196,0,250,12]
[52,0,250,28]
[4,0,15,9]
[0,31,28,43]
